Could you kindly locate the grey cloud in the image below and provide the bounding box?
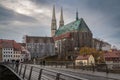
[0,5,38,24]
[31,0,54,6]
[0,0,120,48]
[86,0,120,13]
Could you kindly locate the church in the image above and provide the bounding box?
[51,6,93,60]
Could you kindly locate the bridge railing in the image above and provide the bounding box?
[6,63,88,80]
[2,61,120,80]
[37,61,120,74]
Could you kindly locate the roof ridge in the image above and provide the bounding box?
[78,18,91,32]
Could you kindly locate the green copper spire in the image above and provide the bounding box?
[76,10,79,20]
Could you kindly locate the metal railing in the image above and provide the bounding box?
[38,61,120,74]
[2,61,120,80]
[5,63,88,80]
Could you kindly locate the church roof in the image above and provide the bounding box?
[55,18,91,36]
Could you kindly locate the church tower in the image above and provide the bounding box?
[59,7,64,27]
[51,5,57,37]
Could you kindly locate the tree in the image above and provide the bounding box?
[80,47,104,63]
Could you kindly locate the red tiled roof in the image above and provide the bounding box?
[111,50,120,57]
[0,39,22,51]
[13,41,21,51]
[54,32,71,40]
[0,39,14,48]
[76,55,91,60]
[104,51,120,61]
[104,52,119,58]
[25,35,54,43]
[19,43,26,47]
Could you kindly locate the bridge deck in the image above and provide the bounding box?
[30,64,120,80]
[1,63,120,80]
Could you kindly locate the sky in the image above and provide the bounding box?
[0,0,120,48]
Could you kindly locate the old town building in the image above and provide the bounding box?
[104,50,120,69]
[0,39,29,62]
[93,38,111,51]
[23,35,55,59]
[75,55,95,66]
[51,6,93,60]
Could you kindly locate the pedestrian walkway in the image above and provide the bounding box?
[30,64,120,80]
[53,67,120,80]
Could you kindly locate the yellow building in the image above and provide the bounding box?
[75,55,95,66]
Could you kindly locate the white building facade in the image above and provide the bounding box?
[75,55,95,66]
[93,38,111,51]
[2,48,14,62]
[0,39,29,62]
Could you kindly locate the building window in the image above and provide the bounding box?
[4,59,6,62]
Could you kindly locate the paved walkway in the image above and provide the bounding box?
[53,67,120,80]
[30,64,120,80]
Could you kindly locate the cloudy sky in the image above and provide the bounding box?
[0,0,120,48]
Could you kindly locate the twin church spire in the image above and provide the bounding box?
[51,6,64,29]
[51,6,64,36]
[51,5,79,36]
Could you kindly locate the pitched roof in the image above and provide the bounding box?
[55,18,91,36]
[109,49,120,57]
[76,55,91,60]
[25,36,54,43]
[0,39,22,51]
[0,39,14,48]
[104,52,119,58]
[14,42,21,51]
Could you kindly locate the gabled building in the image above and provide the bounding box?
[51,6,93,60]
[75,55,95,66]
[104,51,120,69]
[20,43,31,61]
[0,39,29,62]
[93,38,111,51]
[104,51,120,64]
